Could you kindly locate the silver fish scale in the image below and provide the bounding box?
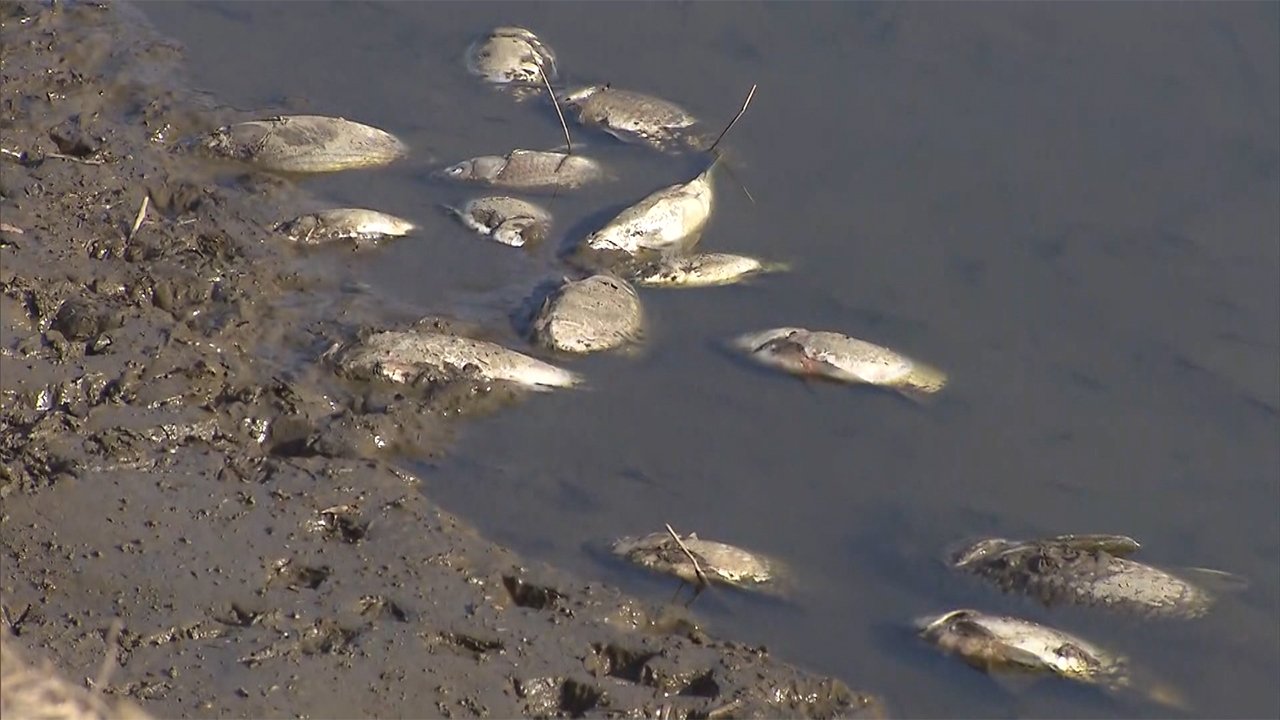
[955,539,1214,619]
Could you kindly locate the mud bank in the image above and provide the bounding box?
[0,3,882,717]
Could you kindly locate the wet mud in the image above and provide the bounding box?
[0,3,882,717]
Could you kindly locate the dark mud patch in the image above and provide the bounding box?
[1,2,883,717]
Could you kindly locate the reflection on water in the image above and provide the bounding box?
[143,2,1279,717]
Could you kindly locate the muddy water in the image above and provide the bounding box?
[143,3,1279,717]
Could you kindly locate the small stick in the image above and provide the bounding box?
[705,83,757,154]
[128,194,149,241]
[541,66,572,156]
[664,523,709,590]
[91,618,123,691]
[44,151,106,166]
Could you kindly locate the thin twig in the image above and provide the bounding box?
[91,618,123,691]
[664,523,709,590]
[719,159,756,205]
[541,66,572,155]
[705,83,757,154]
[44,151,106,166]
[128,194,149,241]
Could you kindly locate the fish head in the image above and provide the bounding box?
[950,537,1015,568]
[914,608,978,636]
[437,156,505,182]
[730,327,805,354]
[563,84,607,107]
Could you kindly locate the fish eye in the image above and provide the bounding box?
[444,164,466,177]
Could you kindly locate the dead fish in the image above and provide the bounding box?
[329,330,581,391]
[275,208,415,246]
[629,252,788,288]
[197,115,407,173]
[730,327,947,399]
[583,163,715,254]
[466,27,556,87]
[563,84,700,150]
[951,534,1233,619]
[917,609,1187,710]
[444,196,551,247]
[438,149,607,191]
[530,274,644,354]
[612,531,778,591]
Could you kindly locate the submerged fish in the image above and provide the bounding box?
[583,163,715,254]
[612,531,778,591]
[275,208,415,246]
[438,149,607,191]
[466,27,557,87]
[563,84,699,150]
[445,196,551,247]
[330,330,581,391]
[730,327,947,399]
[197,115,407,173]
[917,609,1186,710]
[629,252,787,288]
[530,274,644,354]
[951,534,1229,619]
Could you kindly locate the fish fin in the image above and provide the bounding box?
[1175,566,1250,594]
[1047,534,1143,556]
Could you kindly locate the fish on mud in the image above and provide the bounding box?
[917,609,1186,710]
[730,327,947,399]
[628,252,788,288]
[530,274,644,354]
[438,149,607,191]
[563,84,701,150]
[329,329,581,391]
[445,196,551,247]
[950,534,1236,619]
[196,115,407,173]
[612,530,779,592]
[466,27,556,88]
[583,163,715,254]
[275,208,415,246]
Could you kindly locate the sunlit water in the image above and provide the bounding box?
[142,3,1279,717]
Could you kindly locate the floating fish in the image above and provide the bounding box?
[197,115,407,173]
[466,27,556,87]
[438,149,607,191]
[445,196,551,247]
[612,531,778,592]
[730,327,947,399]
[530,274,644,354]
[583,164,714,254]
[330,330,581,391]
[917,609,1186,710]
[563,84,700,150]
[629,252,787,288]
[275,208,415,246]
[951,534,1236,619]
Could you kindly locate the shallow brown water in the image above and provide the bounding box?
[143,2,1280,716]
